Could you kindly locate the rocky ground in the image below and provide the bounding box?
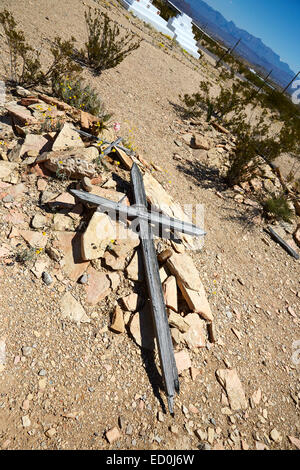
[0,0,299,452]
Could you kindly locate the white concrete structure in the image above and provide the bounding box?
[167,13,200,59]
[119,0,174,37]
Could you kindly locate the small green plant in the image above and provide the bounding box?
[0,9,81,88]
[79,7,141,75]
[37,116,64,134]
[262,194,294,222]
[52,77,112,123]
[15,246,36,264]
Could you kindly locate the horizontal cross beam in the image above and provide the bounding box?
[70,189,206,237]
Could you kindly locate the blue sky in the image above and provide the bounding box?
[187,0,299,73]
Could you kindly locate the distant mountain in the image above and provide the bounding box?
[168,0,295,89]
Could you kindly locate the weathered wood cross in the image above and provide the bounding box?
[71,164,205,413]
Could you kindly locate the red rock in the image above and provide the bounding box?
[29,163,51,177]
[189,403,199,414]
[6,103,37,125]
[53,192,75,206]
[174,350,191,374]
[53,232,89,281]
[110,306,125,334]
[85,267,110,305]
[163,276,178,311]
[20,97,40,106]
[122,293,140,312]
[177,278,213,322]
[190,134,210,150]
[90,176,102,185]
[129,302,155,350]
[38,93,73,112]
[20,134,50,157]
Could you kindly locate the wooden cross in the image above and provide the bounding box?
[71,164,205,413]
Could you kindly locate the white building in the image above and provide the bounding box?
[119,0,174,37]
[118,1,200,59]
[167,13,200,59]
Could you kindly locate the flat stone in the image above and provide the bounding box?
[190,134,210,150]
[20,134,50,158]
[60,292,90,324]
[53,232,89,281]
[6,103,37,125]
[19,230,48,249]
[216,368,248,411]
[190,367,201,381]
[125,250,144,281]
[177,278,213,322]
[252,388,262,406]
[107,272,120,290]
[0,161,18,179]
[114,147,133,170]
[168,311,190,333]
[110,305,125,333]
[106,427,121,444]
[174,350,191,374]
[182,313,206,349]
[110,236,140,259]
[42,149,97,179]
[159,266,169,283]
[288,436,300,450]
[129,302,155,350]
[163,276,178,311]
[81,212,116,261]
[122,293,140,312]
[52,122,84,151]
[166,253,202,291]
[102,177,117,189]
[85,267,110,305]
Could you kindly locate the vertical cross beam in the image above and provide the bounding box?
[131,163,179,414]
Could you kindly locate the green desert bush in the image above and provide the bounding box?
[0,9,81,88]
[181,78,300,187]
[262,194,294,222]
[79,7,141,75]
[181,80,244,122]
